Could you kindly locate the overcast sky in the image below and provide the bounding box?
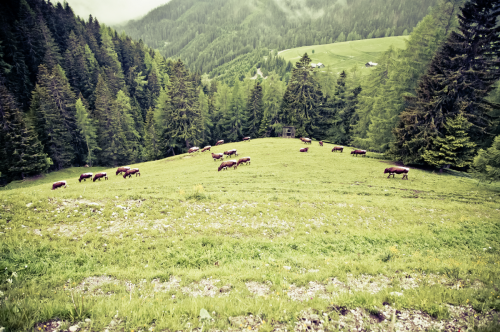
[49,0,170,25]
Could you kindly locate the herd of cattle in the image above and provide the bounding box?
[51,136,410,190]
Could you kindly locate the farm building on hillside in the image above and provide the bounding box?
[282,126,296,139]
[365,62,378,67]
[311,63,325,69]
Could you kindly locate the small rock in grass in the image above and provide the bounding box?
[69,325,79,332]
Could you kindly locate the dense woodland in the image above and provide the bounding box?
[0,0,499,185]
[120,0,440,75]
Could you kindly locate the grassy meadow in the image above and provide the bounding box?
[279,37,408,74]
[0,138,499,331]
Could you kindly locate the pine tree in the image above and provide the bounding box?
[258,108,271,137]
[163,59,203,152]
[93,74,130,166]
[0,82,49,179]
[143,107,161,161]
[199,89,213,145]
[473,135,500,183]
[422,112,476,169]
[279,53,323,137]
[392,0,500,164]
[262,71,285,137]
[223,80,246,141]
[75,98,98,166]
[245,81,264,138]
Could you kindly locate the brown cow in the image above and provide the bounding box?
[224,149,238,158]
[201,146,211,152]
[79,173,93,182]
[237,157,251,166]
[215,140,224,146]
[218,160,238,172]
[351,149,366,157]
[188,147,200,153]
[123,168,140,179]
[212,153,224,161]
[300,147,309,152]
[52,180,67,190]
[116,166,130,175]
[384,167,409,180]
[93,172,108,182]
[302,138,312,144]
[319,141,323,146]
[243,137,251,141]
[332,146,344,153]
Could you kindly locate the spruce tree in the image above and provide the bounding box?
[422,113,476,169]
[163,59,203,151]
[279,53,323,137]
[245,81,264,138]
[473,135,500,183]
[143,107,161,161]
[75,98,98,166]
[0,82,49,179]
[223,80,246,141]
[392,0,500,164]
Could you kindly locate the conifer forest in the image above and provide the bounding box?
[0,0,499,184]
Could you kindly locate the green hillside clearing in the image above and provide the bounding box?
[0,138,499,331]
[279,36,408,74]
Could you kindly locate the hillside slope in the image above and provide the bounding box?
[279,36,408,74]
[119,0,439,73]
[1,138,499,330]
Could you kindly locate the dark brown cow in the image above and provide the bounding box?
[224,149,238,158]
[218,160,238,172]
[123,168,140,179]
[93,172,108,182]
[332,146,344,153]
[79,173,93,182]
[384,167,409,180]
[319,141,323,146]
[188,147,200,153]
[237,157,251,166]
[212,153,224,161]
[243,137,251,141]
[215,140,224,146]
[300,147,309,152]
[52,181,67,190]
[116,166,130,175]
[351,149,366,157]
[201,146,211,152]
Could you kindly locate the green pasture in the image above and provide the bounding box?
[279,36,408,74]
[0,138,499,331]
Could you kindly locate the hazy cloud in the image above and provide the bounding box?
[49,0,171,25]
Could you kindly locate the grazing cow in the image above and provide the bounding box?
[212,153,224,161]
[215,140,224,146]
[116,166,130,175]
[123,168,140,179]
[237,157,251,166]
[188,147,200,153]
[319,141,323,146]
[201,146,211,152]
[79,173,93,182]
[218,160,238,171]
[84,164,89,167]
[300,147,309,152]
[243,137,251,142]
[332,146,344,153]
[52,181,67,190]
[302,138,312,144]
[384,167,409,180]
[93,172,108,182]
[351,149,366,157]
[224,149,238,158]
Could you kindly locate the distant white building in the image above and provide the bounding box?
[365,62,378,67]
[311,63,325,69]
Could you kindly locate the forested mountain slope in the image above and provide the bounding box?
[119,0,439,73]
